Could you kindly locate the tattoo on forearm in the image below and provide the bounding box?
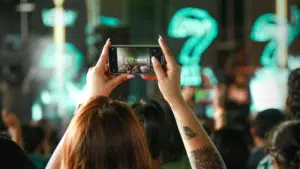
[189,146,226,169]
[182,126,198,140]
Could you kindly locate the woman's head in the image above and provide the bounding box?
[212,128,249,169]
[62,96,151,169]
[131,99,166,160]
[267,120,300,169]
[287,68,300,119]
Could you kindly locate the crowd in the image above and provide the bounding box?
[0,36,300,169]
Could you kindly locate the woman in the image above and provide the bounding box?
[265,120,300,169]
[46,37,226,169]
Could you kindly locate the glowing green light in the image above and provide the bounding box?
[251,6,300,67]
[41,91,52,104]
[99,16,120,27]
[250,6,300,113]
[250,67,290,112]
[42,8,78,27]
[206,105,214,118]
[168,7,218,86]
[288,55,300,70]
[203,67,218,85]
[32,103,43,121]
[34,42,86,118]
[40,43,84,79]
[181,65,202,86]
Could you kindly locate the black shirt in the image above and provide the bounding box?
[247,147,267,169]
[0,134,38,169]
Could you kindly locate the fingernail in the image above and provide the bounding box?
[127,75,135,79]
[159,35,163,40]
[106,38,111,43]
[151,56,158,64]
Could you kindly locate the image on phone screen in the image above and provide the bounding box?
[109,46,163,74]
[118,48,152,74]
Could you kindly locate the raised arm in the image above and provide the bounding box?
[46,39,133,169]
[149,36,226,169]
[1,109,24,149]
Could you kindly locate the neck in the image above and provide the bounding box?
[152,159,162,169]
[254,138,265,148]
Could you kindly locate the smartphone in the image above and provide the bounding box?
[109,45,164,74]
[194,89,216,102]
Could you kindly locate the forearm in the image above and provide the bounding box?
[9,127,24,149]
[168,97,226,169]
[14,131,24,149]
[46,104,83,169]
[46,131,66,169]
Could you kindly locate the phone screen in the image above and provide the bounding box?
[109,46,163,74]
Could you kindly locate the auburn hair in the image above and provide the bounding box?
[61,96,152,169]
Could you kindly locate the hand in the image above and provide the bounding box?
[1,108,23,148]
[181,86,197,102]
[147,36,183,103]
[181,86,197,108]
[87,39,135,97]
[1,108,21,130]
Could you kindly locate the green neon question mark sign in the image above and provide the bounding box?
[168,7,218,86]
[251,6,300,67]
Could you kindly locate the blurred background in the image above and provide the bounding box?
[0,0,299,130]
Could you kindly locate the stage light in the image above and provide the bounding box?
[99,16,120,27]
[41,91,52,105]
[42,8,78,27]
[250,67,290,112]
[168,7,218,86]
[32,0,86,120]
[32,103,43,121]
[40,43,84,78]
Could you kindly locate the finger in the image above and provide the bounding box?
[152,57,166,79]
[141,75,158,81]
[158,36,176,66]
[108,74,135,89]
[96,38,111,69]
[86,67,95,81]
[104,64,116,78]
[1,108,8,120]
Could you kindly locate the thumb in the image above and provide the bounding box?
[151,57,166,80]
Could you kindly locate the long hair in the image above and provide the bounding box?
[61,96,152,169]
